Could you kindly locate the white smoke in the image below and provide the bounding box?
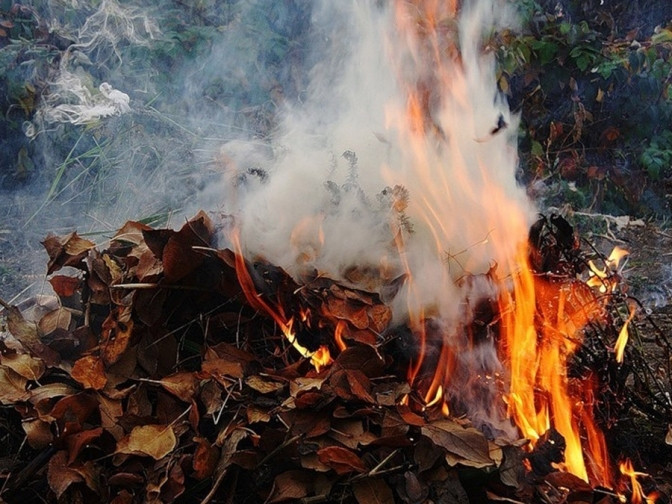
[224,0,535,324]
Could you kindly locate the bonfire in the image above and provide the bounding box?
[0,1,671,503]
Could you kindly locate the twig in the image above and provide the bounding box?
[0,297,11,310]
[110,283,210,291]
[256,434,302,467]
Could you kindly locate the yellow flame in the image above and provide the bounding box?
[311,346,333,373]
[619,459,657,504]
[615,304,637,364]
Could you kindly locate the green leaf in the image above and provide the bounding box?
[531,140,544,157]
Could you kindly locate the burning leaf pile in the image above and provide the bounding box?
[0,211,670,504]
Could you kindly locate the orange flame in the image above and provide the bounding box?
[615,304,636,364]
[230,229,332,370]
[587,246,629,293]
[334,320,348,352]
[619,459,657,504]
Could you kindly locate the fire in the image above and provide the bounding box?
[619,459,658,504]
[587,246,629,293]
[230,229,333,370]
[615,303,636,364]
[334,320,348,352]
[227,0,638,491]
[384,0,621,486]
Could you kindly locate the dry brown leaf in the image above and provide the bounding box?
[353,478,395,504]
[159,372,199,402]
[0,352,45,381]
[246,375,285,394]
[335,346,385,377]
[49,275,81,297]
[47,450,84,499]
[0,365,29,403]
[116,424,177,460]
[100,307,134,366]
[39,308,72,335]
[246,405,271,424]
[29,382,79,404]
[97,393,124,440]
[65,427,104,465]
[327,297,369,329]
[367,304,392,333]
[160,212,213,282]
[103,253,124,285]
[71,355,107,390]
[266,470,313,503]
[6,305,60,365]
[300,452,331,472]
[331,419,379,449]
[201,358,244,381]
[317,446,367,475]
[421,419,494,469]
[23,418,54,449]
[192,437,219,480]
[330,368,375,403]
[50,393,100,433]
[111,220,152,246]
[289,377,325,397]
[43,232,95,274]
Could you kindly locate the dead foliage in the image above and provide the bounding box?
[0,212,670,503]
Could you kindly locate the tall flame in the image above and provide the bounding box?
[224,0,623,487]
[619,459,658,504]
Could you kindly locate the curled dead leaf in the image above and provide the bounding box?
[317,446,367,475]
[47,450,84,499]
[421,419,494,469]
[0,366,30,403]
[49,275,81,298]
[246,375,285,394]
[0,352,45,381]
[116,424,177,460]
[42,232,96,274]
[158,372,199,402]
[71,355,107,390]
[192,437,219,480]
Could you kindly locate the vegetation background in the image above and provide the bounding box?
[0,0,670,299]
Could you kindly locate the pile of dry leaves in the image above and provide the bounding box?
[0,212,668,503]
